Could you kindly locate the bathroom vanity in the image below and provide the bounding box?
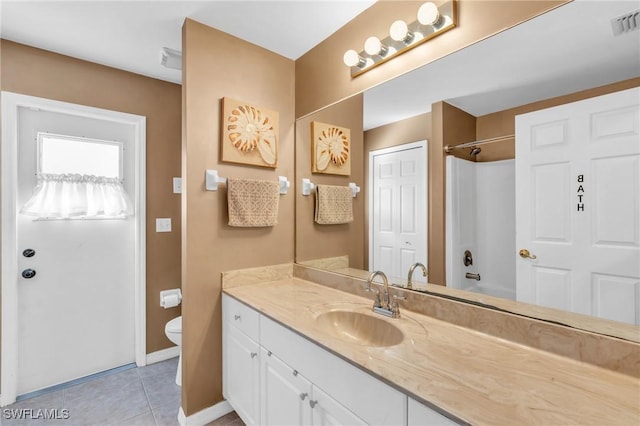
[223,291,456,425]
[221,268,639,425]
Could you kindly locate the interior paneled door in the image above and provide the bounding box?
[515,87,640,324]
[370,141,427,283]
[16,107,136,395]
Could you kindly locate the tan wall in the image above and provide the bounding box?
[0,40,182,357]
[430,102,476,285]
[363,112,431,268]
[182,19,295,415]
[295,0,570,119]
[295,94,365,268]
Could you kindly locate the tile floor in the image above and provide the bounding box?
[0,357,242,426]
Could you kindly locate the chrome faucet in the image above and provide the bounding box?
[365,270,385,309]
[366,271,405,318]
[407,262,428,289]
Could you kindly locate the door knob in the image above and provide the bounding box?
[519,249,537,259]
[22,269,36,279]
[22,248,36,258]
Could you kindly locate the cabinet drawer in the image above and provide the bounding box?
[261,314,406,426]
[223,293,260,341]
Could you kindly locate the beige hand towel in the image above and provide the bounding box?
[315,184,353,225]
[227,178,279,227]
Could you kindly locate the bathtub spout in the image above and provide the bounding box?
[465,272,481,281]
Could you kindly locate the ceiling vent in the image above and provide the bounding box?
[160,47,182,70]
[611,9,639,36]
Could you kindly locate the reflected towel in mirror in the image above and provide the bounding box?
[315,184,353,225]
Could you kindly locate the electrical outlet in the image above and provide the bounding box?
[173,177,182,194]
[156,218,172,233]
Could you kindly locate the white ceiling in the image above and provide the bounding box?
[1,0,638,130]
[0,0,376,84]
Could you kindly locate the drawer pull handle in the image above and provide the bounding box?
[250,352,257,359]
[292,370,298,376]
[234,314,241,320]
[309,400,318,408]
[299,392,308,401]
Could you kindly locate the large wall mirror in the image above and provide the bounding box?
[295,1,640,342]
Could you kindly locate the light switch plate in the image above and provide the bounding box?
[156,218,172,233]
[173,177,182,194]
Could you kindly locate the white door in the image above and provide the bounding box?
[515,87,640,324]
[224,325,260,425]
[261,348,312,426]
[15,107,136,395]
[370,141,427,283]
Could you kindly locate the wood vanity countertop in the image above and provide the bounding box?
[223,278,640,425]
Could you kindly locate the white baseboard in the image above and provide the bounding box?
[146,346,180,365]
[178,400,233,426]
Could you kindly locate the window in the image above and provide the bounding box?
[39,133,122,178]
[21,133,133,219]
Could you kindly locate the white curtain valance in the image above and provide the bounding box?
[20,173,134,219]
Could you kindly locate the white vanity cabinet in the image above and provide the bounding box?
[260,347,312,425]
[222,295,261,425]
[310,385,368,426]
[223,293,457,426]
[260,346,366,426]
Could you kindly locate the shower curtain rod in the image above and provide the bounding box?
[444,134,515,154]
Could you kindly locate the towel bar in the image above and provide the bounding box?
[301,179,360,198]
[205,170,290,194]
[301,178,316,196]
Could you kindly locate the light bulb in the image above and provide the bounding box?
[389,20,414,43]
[418,2,441,26]
[343,49,365,68]
[364,36,388,56]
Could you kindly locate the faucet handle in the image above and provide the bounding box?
[390,294,406,317]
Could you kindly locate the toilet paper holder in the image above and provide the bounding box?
[160,289,182,309]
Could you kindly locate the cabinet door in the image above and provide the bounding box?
[224,325,260,425]
[408,397,459,426]
[261,348,312,426]
[310,385,367,426]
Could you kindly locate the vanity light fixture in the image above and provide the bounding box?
[343,49,367,68]
[389,20,414,44]
[343,0,457,77]
[417,2,443,27]
[364,36,388,57]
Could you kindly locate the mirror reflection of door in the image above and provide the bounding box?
[515,87,640,325]
[369,141,427,283]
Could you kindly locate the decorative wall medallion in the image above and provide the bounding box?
[311,121,351,176]
[221,97,279,168]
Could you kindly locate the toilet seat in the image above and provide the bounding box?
[164,316,182,386]
[165,316,181,347]
[166,316,181,334]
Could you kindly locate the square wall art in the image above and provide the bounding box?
[221,97,279,168]
[311,121,351,176]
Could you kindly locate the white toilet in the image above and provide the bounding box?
[165,316,182,386]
